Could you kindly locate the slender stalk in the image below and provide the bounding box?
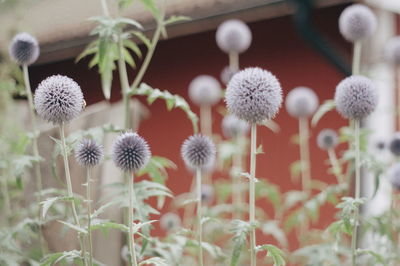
[351,119,361,266]
[128,173,138,266]
[229,52,239,71]
[299,117,311,193]
[233,136,244,219]
[249,124,257,266]
[327,148,344,184]
[200,105,212,137]
[23,65,46,254]
[118,35,132,129]
[352,41,362,75]
[86,168,93,266]
[59,124,88,266]
[1,176,11,223]
[196,168,204,266]
[100,0,110,17]
[397,66,400,130]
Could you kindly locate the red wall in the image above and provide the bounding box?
[29,4,350,252]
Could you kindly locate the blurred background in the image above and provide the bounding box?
[1,0,399,265]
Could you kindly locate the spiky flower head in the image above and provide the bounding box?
[317,129,339,150]
[285,87,319,118]
[334,75,378,120]
[181,134,216,170]
[112,132,151,173]
[75,138,104,167]
[384,36,400,65]
[9,32,40,65]
[338,4,377,42]
[220,66,238,85]
[201,184,215,205]
[34,75,84,124]
[225,67,282,124]
[160,212,181,232]
[389,163,400,190]
[222,114,249,139]
[216,19,252,54]
[389,133,400,157]
[188,75,222,106]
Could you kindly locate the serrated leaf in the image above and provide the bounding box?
[58,220,88,234]
[41,196,73,219]
[256,244,286,266]
[164,15,191,25]
[130,31,151,49]
[124,39,142,58]
[139,257,169,266]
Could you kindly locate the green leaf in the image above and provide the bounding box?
[41,196,73,219]
[311,99,335,126]
[164,15,191,25]
[58,220,88,234]
[124,39,142,58]
[130,31,151,49]
[229,220,252,266]
[256,244,286,266]
[140,0,160,19]
[115,17,143,30]
[139,257,169,266]
[261,120,280,133]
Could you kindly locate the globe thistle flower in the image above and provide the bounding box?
[181,134,216,170]
[188,75,222,106]
[225,67,283,124]
[285,87,319,118]
[384,36,400,65]
[216,19,252,54]
[112,132,151,173]
[221,114,249,139]
[34,75,84,124]
[75,138,104,167]
[317,129,339,150]
[388,163,400,190]
[220,66,238,85]
[338,4,377,42]
[9,32,40,65]
[334,75,378,120]
[389,133,400,157]
[160,212,181,232]
[201,184,215,205]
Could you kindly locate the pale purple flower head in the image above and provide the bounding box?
[222,114,249,139]
[220,66,238,86]
[384,36,400,65]
[112,132,151,173]
[389,163,400,190]
[201,184,215,205]
[181,134,216,170]
[225,67,282,124]
[216,19,252,54]
[285,87,319,118]
[160,212,181,232]
[339,4,377,42]
[334,75,378,120]
[188,75,222,106]
[34,75,84,124]
[75,138,104,167]
[317,129,339,150]
[9,32,40,65]
[389,133,400,157]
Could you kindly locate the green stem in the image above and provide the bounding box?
[299,117,311,193]
[100,0,110,17]
[233,136,243,219]
[128,173,138,266]
[59,124,88,266]
[229,52,239,71]
[249,124,257,266]
[1,176,11,223]
[196,168,204,266]
[86,168,93,266]
[352,41,362,75]
[327,148,344,184]
[351,119,361,266]
[200,105,212,137]
[23,64,46,255]
[118,35,132,129]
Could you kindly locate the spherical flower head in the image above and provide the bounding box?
[188,75,222,106]
[201,184,215,205]
[216,19,252,54]
[225,67,282,124]
[384,36,400,65]
[181,134,216,170]
[317,129,339,150]
[160,212,181,232]
[75,138,104,167]
[222,114,249,139]
[338,4,377,42]
[34,75,84,124]
[389,133,400,157]
[334,75,378,120]
[285,87,319,118]
[9,32,40,65]
[389,163,400,190]
[220,66,238,85]
[112,132,151,173]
